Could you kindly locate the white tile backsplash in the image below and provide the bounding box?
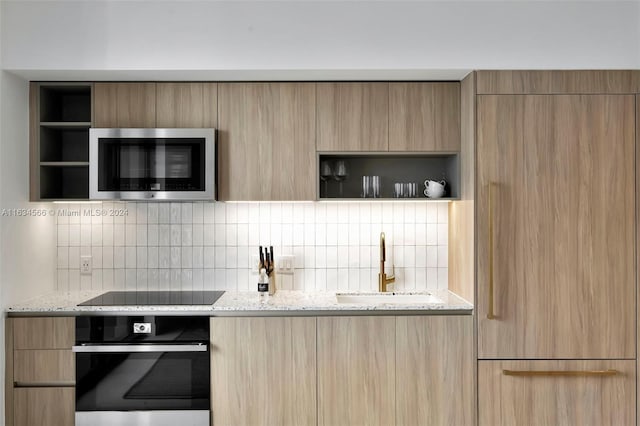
[55,202,449,292]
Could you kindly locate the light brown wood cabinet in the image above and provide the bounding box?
[156,83,217,128]
[210,317,316,426]
[94,82,156,127]
[478,360,636,426]
[316,315,472,426]
[389,82,460,151]
[14,387,75,426]
[317,316,395,426]
[396,315,473,426]
[316,82,389,151]
[217,83,316,201]
[7,317,75,426]
[477,94,635,359]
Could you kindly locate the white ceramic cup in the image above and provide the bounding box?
[424,179,446,198]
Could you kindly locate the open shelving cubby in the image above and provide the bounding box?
[317,152,460,200]
[35,83,93,200]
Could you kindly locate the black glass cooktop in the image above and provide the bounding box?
[78,291,225,306]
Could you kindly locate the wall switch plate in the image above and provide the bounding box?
[80,255,92,275]
[277,255,295,275]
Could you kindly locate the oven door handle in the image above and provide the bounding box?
[72,343,208,353]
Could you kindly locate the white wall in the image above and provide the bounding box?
[1,1,639,81]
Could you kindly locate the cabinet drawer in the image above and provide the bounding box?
[14,387,75,426]
[13,317,74,349]
[478,360,636,426]
[14,349,74,385]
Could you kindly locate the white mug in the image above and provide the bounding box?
[424,179,446,198]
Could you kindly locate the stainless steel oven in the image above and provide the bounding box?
[73,316,210,426]
[89,128,216,200]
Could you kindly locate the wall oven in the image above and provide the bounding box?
[73,316,210,426]
[89,128,216,200]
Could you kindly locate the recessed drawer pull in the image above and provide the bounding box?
[14,381,75,388]
[487,182,496,320]
[503,369,620,377]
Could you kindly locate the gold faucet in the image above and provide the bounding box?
[378,232,395,292]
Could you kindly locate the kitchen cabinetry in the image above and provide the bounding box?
[395,315,473,426]
[478,360,636,426]
[316,82,389,151]
[317,316,395,426]
[217,83,316,201]
[7,317,75,426]
[210,317,317,426]
[156,83,217,128]
[317,315,473,426]
[30,83,93,201]
[94,82,156,128]
[389,82,460,151]
[477,94,635,359]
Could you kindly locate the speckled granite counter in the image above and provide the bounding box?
[7,289,473,316]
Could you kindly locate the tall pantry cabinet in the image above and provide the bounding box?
[474,71,638,426]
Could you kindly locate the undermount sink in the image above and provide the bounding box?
[336,293,443,305]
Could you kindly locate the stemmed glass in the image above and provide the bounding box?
[320,161,333,197]
[333,160,348,197]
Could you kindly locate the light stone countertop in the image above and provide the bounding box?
[6,289,473,316]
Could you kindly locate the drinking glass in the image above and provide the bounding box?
[320,161,333,197]
[333,160,348,196]
[372,176,380,198]
[362,176,371,198]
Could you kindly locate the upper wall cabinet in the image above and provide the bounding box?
[389,82,460,152]
[218,83,316,201]
[94,83,156,128]
[156,83,217,128]
[316,82,389,151]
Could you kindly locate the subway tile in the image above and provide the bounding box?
[437,268,448,289]
[57,247,68,268]
[315,223,326,246]
[226,203,237,224]
[248,223,260,246]
[337,269,349,291]
[237,224,249,246]
[214,203,226,223]
[236,203,249,223]
[214,247,226,268]
[192,203,204,223]
[415,246,427,268]
[182,224,193,246]
[182,269,193,290]
[426,246,438,268]
[226,247,237,268]
[182,247,193,268]
[214,224,226,246]
[316,246,327,268]
[437,246,448,268]
[113,224,125,246]
[92,247,103,269]
[359,246,371,268]
[170,203,182,223]
[136,204,147,224]
[437,224,448,245]
[192,268,204,291]
[147,246,159,269]
[437,204,448,224]
[170,247,181,269]
[158,224,171,246]
[102,247,114,269]
[69,247,80,269]
[147,203,158,224]
[136,269,148,290]
[304,246,316,268]
[192,246,203,269]
[315,203,326,224]
[326,268,338,291]
[147,224,159,246]
[292,204,304,224]
[158,203,171,224]
[270,223,282,246]
[170,224,182,246]
[359,224,371,245]
[348,246,359,268]
[426,204,438,223]
[58,224,69,246]
[403,224,415,245]
[415,267,427,289]
[182,203,193,224]
[136,225,147,246]
[337,246,349,268]
[102,224,114,246]
[125,224,136,246]
[125,246,136,268]
[114,247,125,269]
[203,247,215,268]
[192,224,204,246]
[404,246,416,268]
[159,269,171,290]
[303,269,316,291]
[103,269,114,289]
[270,203,282,223]
[326,246,338,268]
[81,224,92,246]
[426,224,437,245]
[315,269,327,291]
[148,269,159,290]
[203,203,215,224]
[203,224,215,246]
[304,224,315,246]
[248,204,260,223]
[159,247,171,268]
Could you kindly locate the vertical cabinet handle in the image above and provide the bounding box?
[487,182,496,319]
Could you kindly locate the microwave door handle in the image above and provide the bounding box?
[72,343,208,353]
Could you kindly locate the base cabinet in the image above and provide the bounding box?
[14,387,74,426]
[478,360,636,426]
[210,317,317,426]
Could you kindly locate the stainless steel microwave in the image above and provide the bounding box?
[89,128,216,201]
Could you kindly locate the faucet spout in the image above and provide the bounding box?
[378,232,395,292]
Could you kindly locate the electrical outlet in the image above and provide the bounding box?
[277,255,295,275]
[80,255,92,275]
